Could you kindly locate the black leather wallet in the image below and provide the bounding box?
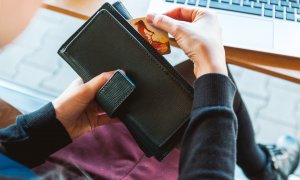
[58,3,193,160]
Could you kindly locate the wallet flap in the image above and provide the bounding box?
[96,70,135,117]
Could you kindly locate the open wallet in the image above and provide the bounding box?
[58,2,194,160]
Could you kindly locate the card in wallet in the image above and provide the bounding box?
[58,3,194,160]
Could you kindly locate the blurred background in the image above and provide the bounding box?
[1,1,300,179]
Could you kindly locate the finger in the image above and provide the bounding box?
[162,7,206,22]
[165,7,199,22]
[84,70,116,97]
[146,14,180,36]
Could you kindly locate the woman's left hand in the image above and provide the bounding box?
[52,71,118,139]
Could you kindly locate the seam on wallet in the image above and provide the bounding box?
[101,12,194,147]
[61,8,192,148]
[64,52,92,81]
[62,11,103,82]
[65,9,192,98]
[106,13,192,97]
[105,5,194,97]
[101,7,192,149]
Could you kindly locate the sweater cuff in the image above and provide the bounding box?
[193,74,236,109]
[20,103,72,159]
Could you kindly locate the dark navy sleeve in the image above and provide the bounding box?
[179,74,237,180]
[0,103,72,167]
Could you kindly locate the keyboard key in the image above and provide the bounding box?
[286,13,295,20]
[275,11,284,18]
[187,0,197,5]
[281,1,289,7]
[298,18,300,22]
[259,0,268,3]
[232,0,241,5]
[243,1,251,6]
[286,7,295,13]
[289,0,297,2]
[265,4,273,10]
[270,0,279,5]
[264,9,273,16]
[176,0,186,4]
[254,2,262,7]
[291,3,299,8]
[199,0,208,6]
[298,8,300,13]
[209,1,262,15]
[165,0,175,2]
[222,0,230,3]
[275,5,284,11]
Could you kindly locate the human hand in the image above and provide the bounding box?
[146,7,228,78]
[52,71,118,139]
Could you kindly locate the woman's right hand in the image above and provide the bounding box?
[146,7,228,78]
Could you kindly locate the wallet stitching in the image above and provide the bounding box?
[102,13,192,145]
[105,14,192,97]
[64,52,92,81]
[60,8,191,150]
[100,7,193,151]
[59,8,160,152]
[105,5,193,97]
[102,13,192,148]
[63,12,103,82]
[111,12,190,146]
[65,9,192,98]
[59,46,92,82]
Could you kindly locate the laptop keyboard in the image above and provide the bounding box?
[165,0,300,22]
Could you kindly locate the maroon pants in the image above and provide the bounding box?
[34,121,179,179]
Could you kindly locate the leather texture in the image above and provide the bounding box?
[112,1,133,20]
[96,70,135,118]
[58,3,193,160]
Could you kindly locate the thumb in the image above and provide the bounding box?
[83,71,116,100]
[146,14,179,36]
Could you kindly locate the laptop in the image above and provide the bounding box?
[147,0,300,58]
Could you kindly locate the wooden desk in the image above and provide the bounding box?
[0,99,21,128]
[42,0,300,84]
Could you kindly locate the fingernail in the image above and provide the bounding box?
[146,13,156,24]
[97,112,107,117]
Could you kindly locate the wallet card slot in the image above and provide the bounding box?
[97,10,192,147]
[101,3,194,98]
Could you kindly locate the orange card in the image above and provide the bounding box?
[128,17,171,55]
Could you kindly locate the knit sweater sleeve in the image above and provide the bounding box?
[179,74,237,180]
